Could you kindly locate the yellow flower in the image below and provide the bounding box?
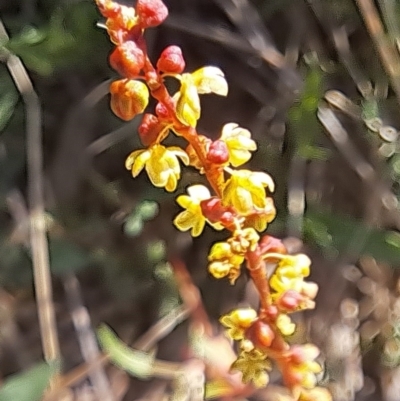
[220,123,257,167]
[219,308,257,340]
[175,66,228,127]
[276,314,296,336]
[173,185,211,237]
[222,169,275,215]
[231,348,271,388]
[125,144,189,192]
[243,198,276,232]
[269,254,312,296]
[208,241,244,281]
[289,344,323,390]
[276,254,311,279]
[228,228,260,253]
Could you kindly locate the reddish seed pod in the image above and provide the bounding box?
[200,197,235,226]
[276,290,303,311]
[155,102,170,120]
[157,45,185,74]
[264,305,279,320]
[259,235,287,261]
[136,0,168,28]
[245,320,275,349]
[138,113,162,146]
[109,79,149,121]
[206,140,229,164]
[109,41,145,78]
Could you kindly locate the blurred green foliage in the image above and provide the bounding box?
[0,362,54,401]
[98,324,154,379]
[4,2,110,76]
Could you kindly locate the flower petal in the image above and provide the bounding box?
[187,184,211,201]
[131,150,151,177]
[252,171,275,192]
[191,66,228,96]
[173,210,195,231]
[125,149,146,170]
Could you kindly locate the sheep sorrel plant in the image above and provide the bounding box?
[95,0,331,400]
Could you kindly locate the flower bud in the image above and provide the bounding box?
[136,0,168,28]
[259,235,287,260]
[276,290,303,311]
[110,79,149,120]
[245,320,275,349]
[155,101,171,120]
[208,261,231,279]
[291,344,320,366]
[138,113,163,146]
[206,140,229,164]
[200,197,235,226]
[109,41,145,78]
[157,45,185,74]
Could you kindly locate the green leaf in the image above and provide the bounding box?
[98,325,154,379]
[0,90,18,132]
[0,362,53,401]
[305,209,400,265]
[288,67,325,160]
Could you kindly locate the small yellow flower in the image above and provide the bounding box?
[228,228,260,253]
[175,66,228,127]
[173,185,210,237]
[208,242,244,265]
[276,314,296,336]
[219,308,257,340]
[207,241,244,281]
[125,144,189,192]
[220,123,257,167]
[222,169,275,215]
[276,254,311,278]
[231,348,271,388]
[243,198,276,232]
[269,254,312,296]
[289,344,323,390]
[270,274,303,295]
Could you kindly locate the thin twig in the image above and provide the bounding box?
[42,304,191,400]
[63,274,114,401]
[355,0,400,105]
[0,20,60,365]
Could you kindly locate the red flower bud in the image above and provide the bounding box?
[157,45,185,74]
[138,113,164,146]
[136,0,168,28]
[263,305,279,320]
[259,235,287,261]
[155,101,171,120]
[109,79,149,121]
[109,41,145,78]
[200,197,235,226]
[276,290,303,311]
[206,140,229,164]
[246,320,275,349]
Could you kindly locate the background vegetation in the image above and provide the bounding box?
[0,0,400,400]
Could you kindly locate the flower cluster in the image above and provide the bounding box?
[95,1,331,399]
